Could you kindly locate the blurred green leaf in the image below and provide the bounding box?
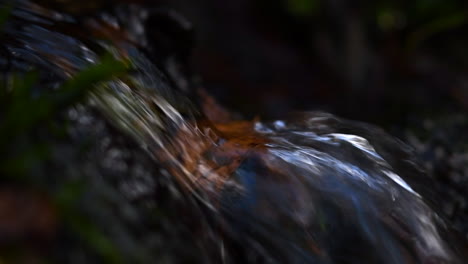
[0,3,12,31]
[0,142,50,178]
[413,0,459,19]
[55,181,124,264]
[0,56,128,142]
[407,11,468,50]
[377,8,405,31]
[58,55,129,108]
[55,180,86,208]
[286,0,319,17]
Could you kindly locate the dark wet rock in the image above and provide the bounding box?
[0,1,467,263]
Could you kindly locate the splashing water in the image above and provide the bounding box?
[2,1,466,263]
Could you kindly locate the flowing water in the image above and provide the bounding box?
[1,1,467,263]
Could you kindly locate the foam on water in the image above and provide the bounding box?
[2,1,466,263]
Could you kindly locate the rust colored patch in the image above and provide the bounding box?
[307,239,323,257]
[157,117,270,197]
[197,88,235,123]
[0,188,57,245]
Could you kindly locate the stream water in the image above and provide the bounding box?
[2,1,467,263]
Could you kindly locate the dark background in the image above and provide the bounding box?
[153,0,468,127]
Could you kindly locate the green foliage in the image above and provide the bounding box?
[0,3,12,31]
[407,11,468,50]
[55,181,124,264]
[0,55,129,263]
[0,57,128,178]
[285,0,319,17]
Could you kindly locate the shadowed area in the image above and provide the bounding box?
[0,1,467,263]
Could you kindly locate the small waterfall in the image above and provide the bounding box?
[1,1,466,263]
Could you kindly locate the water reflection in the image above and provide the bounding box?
[2,1,466,263]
